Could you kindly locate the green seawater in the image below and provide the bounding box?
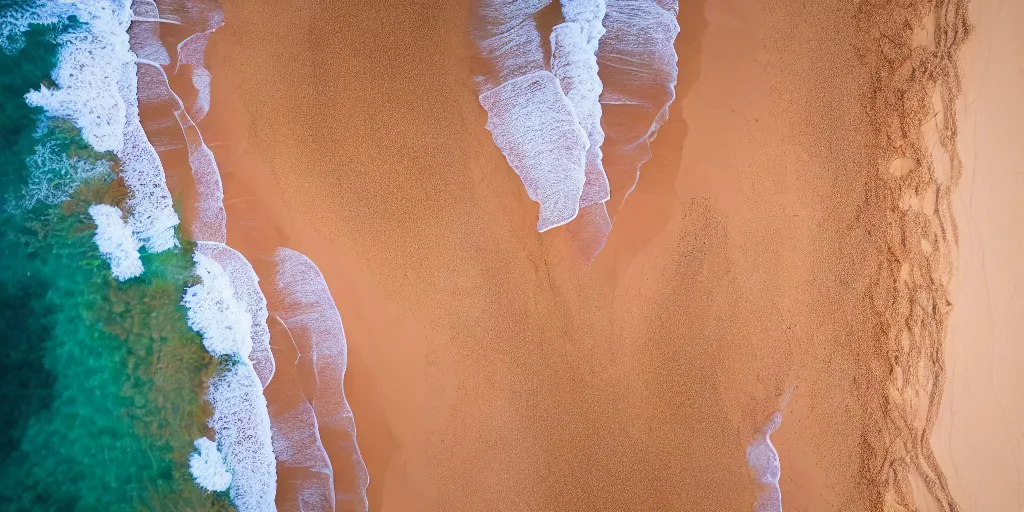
[0,14,234,512]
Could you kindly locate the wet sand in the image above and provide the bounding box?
[929,0,1024,509]
[184,0,978,510]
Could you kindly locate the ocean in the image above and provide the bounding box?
[0,1,367,510]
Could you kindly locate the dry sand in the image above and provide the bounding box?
[156,0,1007,510]
[928,0,1024,509]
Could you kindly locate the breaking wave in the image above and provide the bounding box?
[21,0,181,252]
[183,252,277,510]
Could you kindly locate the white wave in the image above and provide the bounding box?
[183,252,253,358]
[596,0,680,208]
[746,389,792,512]
[88,203,144,281]
[19,0,180,252]
[479,71,589,231]
[207,360,278,511]
[190,437,232,492]
[272,248,368,512]
[135,57,227,242]
[474,1,590,232]
[197,241,275,388]
[266,315,337,511]
[183,252,277,511]
[551,0,609,210]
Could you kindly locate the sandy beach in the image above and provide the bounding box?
[159,0,1019,509]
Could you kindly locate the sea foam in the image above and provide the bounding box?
[23,0,181,252]
[197,242,275,388]
[10,136,113,213]
[551,0,613,256]
[88,203,144,281]
[266,315,337,511]
[746,390,792,512]
[189,437,232,492]
[17,0,180,251]
[183,252,277,511]
[272,248,369,511]
[747,411,784,512]
[474,0,590,232]
[597,0,680,211]
[551,0,609,209]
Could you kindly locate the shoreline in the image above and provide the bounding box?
[186,0,1022,509]
[211,0,882,509]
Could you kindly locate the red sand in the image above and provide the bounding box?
[151,0,1014,509]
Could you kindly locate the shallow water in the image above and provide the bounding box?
[0,14,230,511]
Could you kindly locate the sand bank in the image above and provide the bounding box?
[199,0,977,509]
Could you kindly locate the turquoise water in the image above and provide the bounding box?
[0,13,233,511]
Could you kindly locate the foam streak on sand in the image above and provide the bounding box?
[21,0,181,252]
[175,17,222,123]
[474,0,590,232]
[272,248,369,512]
[747,412,783,512]
[597,0,679,214]
[266,315,338,511]
[746,389,792,512]
[135,57,228,242]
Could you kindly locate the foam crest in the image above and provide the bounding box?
[183,252,277,510]
[88,203,144,281]
[182,252,253,358]
[272,248,368,512]
[19,0,180,252]
[23,2,129,153]
[266,316,337,511]
[189,437,232,492]
[197,242,275,388]
[207,360,278,511]
[136,58,227,242]
[551,0,609,209]
[474,1,590,232]
[597,0,680,210]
